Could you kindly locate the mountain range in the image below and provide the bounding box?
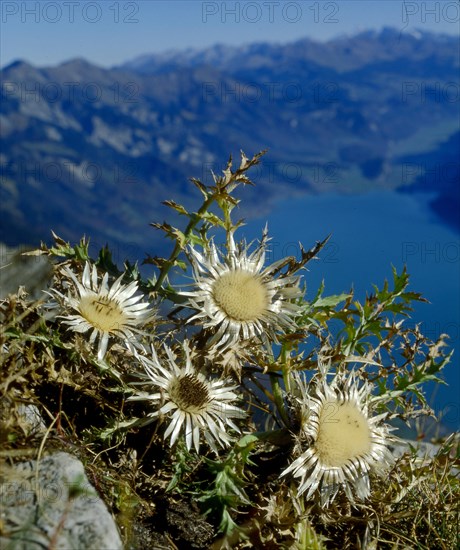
[1,27,459,262]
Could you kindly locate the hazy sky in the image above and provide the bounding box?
[1,0,459,67]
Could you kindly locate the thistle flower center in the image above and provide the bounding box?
[315,401,371,467]
[212,270,268,321]
[170,374,210,412]
[79,294,127,332]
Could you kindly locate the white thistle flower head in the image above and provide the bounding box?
[51,262,154,361]
[129,342,245,453]
[282,370,394,506]
[181,229,303,350]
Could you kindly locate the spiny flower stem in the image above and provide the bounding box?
[270,373,290,427]
[153,194,216,292]
[280,342,293,394]
[153,151,265,293]
[268,342,293,426]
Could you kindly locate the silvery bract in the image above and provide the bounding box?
[51,262,154,360]
[129,342,245,453]
[182,229,303,350]
[282,370,394,506]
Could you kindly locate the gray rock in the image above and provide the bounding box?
[16,403,47,435]
[0,243,52,300]
[0,452,122,550]
[390,436,459,476]
[390,439,441,460]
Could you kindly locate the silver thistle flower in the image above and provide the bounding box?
[181,229,302,350]
[129,342,245,453]
[282,369,394,506]
[50,262,154,360]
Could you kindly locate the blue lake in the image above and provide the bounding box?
[242,191,460,432]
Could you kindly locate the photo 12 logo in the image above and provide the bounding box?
[401,242,459,264]
[401,161,460,186]
[1,80,140,104]
[1,2,140,23]
[202,1,340,24]
[401,1,459,27]
[200,160,341,188]
[201,80,340,105]
[401,81,459,104]
[0,160,141,187]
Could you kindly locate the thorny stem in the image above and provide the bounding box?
[153,195,216,292]
[280,341,292,394]
[270,373,290,427]
[269,342,294,427]
[153,151,265,293]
